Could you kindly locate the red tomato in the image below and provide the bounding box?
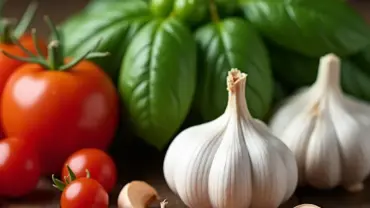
[1,59,119,174]
[0,35,47,138]
[62,148,117,193]
[0,137,41,197]
[61,177,109,208]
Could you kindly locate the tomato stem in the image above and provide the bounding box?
[0,16,109,71]
[48,40,64,70]
[0,19,15,44]
[0,1,38,44]
[52,166,92,192]
[13,1,38,39]
[67,165,77,181]
[31,28,45,59]
[52,174,66,191]
[209,0,219,23]
[86,169,91,178]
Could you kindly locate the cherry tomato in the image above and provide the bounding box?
[61,177,109,208]
[0,137,41,197]
[0,35,47,138]
[1,58,119,174]
[62,148,117,193]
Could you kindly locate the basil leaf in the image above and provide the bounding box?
[240,0,370,57]
[195,18,273,121]
[268,43,317,89]
[118,18,197,150]
[60,1,152,81]
[269,44,370,101]
[350,45,370,76]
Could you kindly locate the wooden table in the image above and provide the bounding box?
[2,0,370,207]
[2,140,370,208]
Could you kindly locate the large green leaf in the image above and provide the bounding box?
[269,44,370,101]
[351,45,370,77]
[239,0,370,57]
[118,18,197,150]
[59,1,152,81]
[268,42,317,89]
[195,17,273,121]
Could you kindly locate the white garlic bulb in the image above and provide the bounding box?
[269,53,370,192]
[163,69,298,208]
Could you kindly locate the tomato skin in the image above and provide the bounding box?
[61,177,109,208]
[1,59,119,175]
[0,35,47,138]
[0,137,41,198]
[62,148,117,193]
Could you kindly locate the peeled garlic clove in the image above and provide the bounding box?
[294,204,320,208]
[117,181,159,208]
[269,53,370,192]
[163,69,298,208]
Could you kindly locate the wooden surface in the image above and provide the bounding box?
[2,140,370,208]
[2,0,370,207]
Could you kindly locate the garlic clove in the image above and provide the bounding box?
[269,87,313,137]
[294,204,321,208]
[254,120,298,201]
[304,109,341,189]
[329,100,370,191]
[163,114,229,207]
[117,181,159,208]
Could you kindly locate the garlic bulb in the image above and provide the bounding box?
[163,69,298,208]
[269,53,370,192]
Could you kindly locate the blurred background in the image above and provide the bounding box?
[3,0,370,37]
[2,0,90,37]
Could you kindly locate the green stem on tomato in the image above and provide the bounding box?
[47,40,64,70]
[13,1,38,39]
[209,0,219,23]
[52,165,92,192]
[31,28,45,58]
[0,19,14,44]
[0,15,108,71]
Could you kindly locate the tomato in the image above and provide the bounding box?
[0,2,48,138]
[1,17,119,175]
[0,35,47,98]
[1,58,119,174]
[62,148,117,193]
[0,137,41,197]
[53,168,109,208]
[61,177,109,208]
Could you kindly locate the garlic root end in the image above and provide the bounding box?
[160,199,168,208]
[226,68,247,93]
[345,183,364,192]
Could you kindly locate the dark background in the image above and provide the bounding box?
[3,0,370,39]
[2,0,90,37]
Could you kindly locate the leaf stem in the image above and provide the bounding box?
[13,1,38,38]
[209,0,220,23]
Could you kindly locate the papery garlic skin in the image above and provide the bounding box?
[269,54,370,192]
[163,69,298,208]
